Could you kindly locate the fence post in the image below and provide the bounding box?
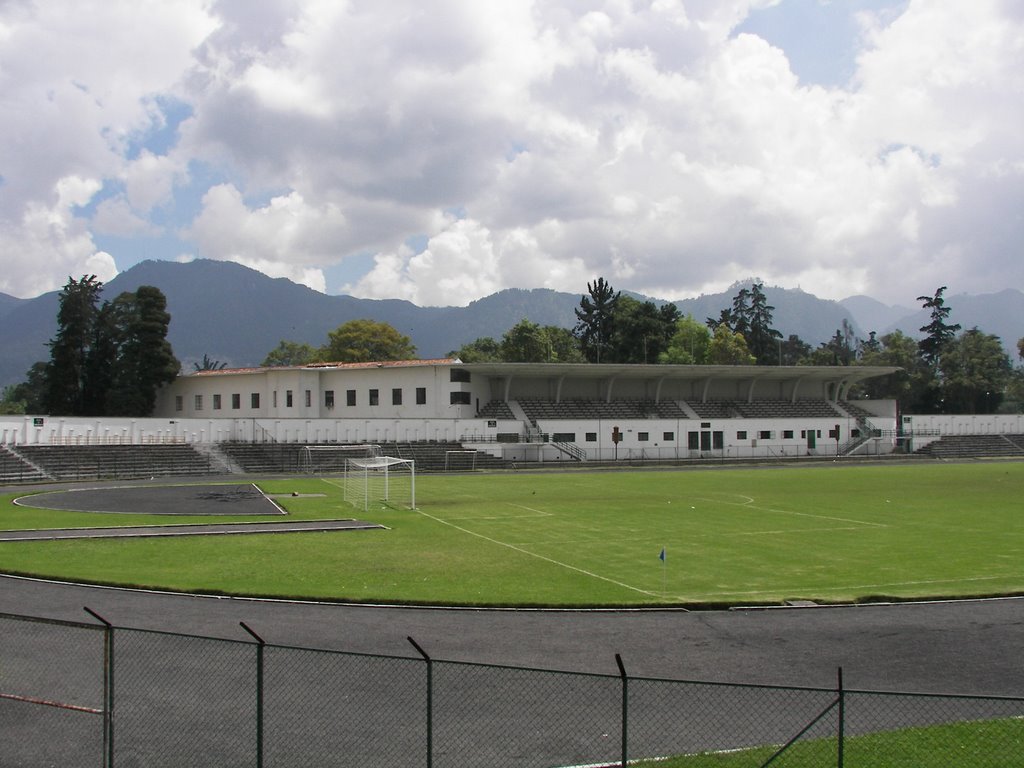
[408,636,433,768]
[616,654,628,767]
[84,607,114,768]
[837,667,845,768]
[240,622,265,768]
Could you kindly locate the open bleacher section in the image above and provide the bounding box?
[10,444,220,482]
[915,434,1024,459]
[218,441,508,474]
[0,445,49,484]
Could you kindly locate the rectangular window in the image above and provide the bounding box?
[737,430,748,440]
[272,391,278,408]
[450,368,471,383]
[585,432,597,442]
[688,431,699,450]
[286,390,293,408]
[251,393,260,409]
[392,388,402,405]
[325,390,335,409]
[369,389,379,406]
[231,393,241,410]
[663,432,674,441]
[552,432,576,442]
[637,432,649,442]
[450,391,471,405]
[759,430,773,440]
[213,394,222,410]
[783,430,794,439]
[175,395,183,412]
[700,422,711,429]
[304,390,311,408]
[416,387,426,405]
[194,394,203,411]
[346,389,356,406]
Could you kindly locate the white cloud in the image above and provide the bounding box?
[0,0,1021,309]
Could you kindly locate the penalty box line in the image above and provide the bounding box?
[414,507,660,598]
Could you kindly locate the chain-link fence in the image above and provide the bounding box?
[3,610,1023,767]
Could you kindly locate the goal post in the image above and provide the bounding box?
[444,450,478,471]
[301,444,381,475]
[342,456,416,512]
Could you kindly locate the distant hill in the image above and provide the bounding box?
[1,261,1019,389]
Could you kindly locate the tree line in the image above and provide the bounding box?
[2,276,179,417]
[2,276,1022,417]
[449,279,1023,415]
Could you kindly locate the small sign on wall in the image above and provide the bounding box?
[33,417,44,427]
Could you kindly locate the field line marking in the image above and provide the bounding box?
[694,496,887,529]
[445,502,554,521]
[413,508,660,597]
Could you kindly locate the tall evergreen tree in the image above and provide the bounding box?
[573,277,620,363]
[917,286,961,368]
[746,283,783,365]
[44,275,104,415]
[106,286,180,417]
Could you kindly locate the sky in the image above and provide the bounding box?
[1,0,1021,308]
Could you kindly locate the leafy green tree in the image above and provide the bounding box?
[106,286,180,417]
[917,286,961,368]
[939,328,1012,414]
[1,363,47,414]
[606,296,679,364]
[543,326,586,363]
[262,340,318,367]
[660,314,711,364]
[500,319,551,362]
[320,319,417,362]
[44,275,105,415]
[573,277,620,363]
[780,334,812,365]
[807,321,857,366]
[706,325,755,365]
[450,337,502,363]
[855,330,934,409]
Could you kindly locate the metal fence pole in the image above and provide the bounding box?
[616,654,628,767]
[84,607,114,768]
[240,622,266,768]
[408,637,432,768]
[837,667,845,768]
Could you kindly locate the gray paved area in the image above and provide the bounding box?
[2,574,1023,695]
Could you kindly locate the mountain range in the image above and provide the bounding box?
[1,259,1021,389]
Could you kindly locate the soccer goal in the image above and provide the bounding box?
[301,444,382,475]
[342,456,416,511]
[444,450,478,471]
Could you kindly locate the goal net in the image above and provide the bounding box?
[301,444,381,475]
[342,457,416,512]
[444,450,478,471]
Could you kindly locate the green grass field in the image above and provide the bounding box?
[1,462,1022,607]
[637,717,1024,767]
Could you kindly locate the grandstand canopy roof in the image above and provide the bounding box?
[458,362,901,401]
